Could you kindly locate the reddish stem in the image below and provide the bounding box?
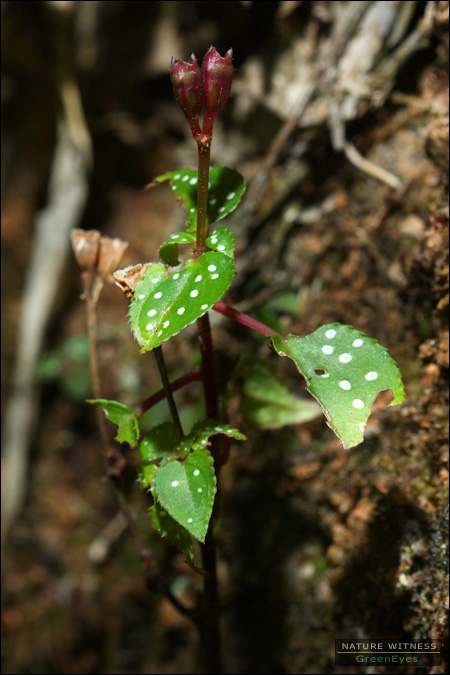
[134,370,203,418]
[212,301,282,338]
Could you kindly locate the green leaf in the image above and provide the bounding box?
[155,167,246,231]
[154,446,216,542]
[150,502,194,563]
[139,422,181,462]
[178,419,246,456]
[139,463,157,489]
[88,399,140,446]
[230,354,321,430]
[129,251,235,352]
[271,324,405,449]
[159,231,196,266]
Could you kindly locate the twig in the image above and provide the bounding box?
[134,370,203,418]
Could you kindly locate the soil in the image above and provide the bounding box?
[2,3,448,674]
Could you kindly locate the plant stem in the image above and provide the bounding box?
[85,290,195,623]
[153,346,184,436]
[213,301,282,338]
[200,528,221,674]
[194,133,222,672]
[195,136,212,253]
[135,369,203,418]
[86,293,126,476]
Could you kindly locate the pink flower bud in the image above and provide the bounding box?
[170,54,203,138]
[201,46,235,136]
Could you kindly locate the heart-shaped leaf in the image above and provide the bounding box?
[155,167,246,231]
[129,251,235,352]
[88,399,139,446]
[271,324,404,449]
[154,446,216,542]
[229,354,321,430]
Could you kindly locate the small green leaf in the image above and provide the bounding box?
[155,167,246,231]
[230,354,321,430]
[139,463,157,489]
[88,399,140,446]
[271,324,405,449]
[129,251,235,352]
[139,422,181,462]
[159,231,196,266]
[154,446,216,542]
[150,502,194,563]
[178,419,246,456]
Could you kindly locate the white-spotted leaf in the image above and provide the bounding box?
[88,399,139,447]
[129,251,234,351]
[155,167,246,231]
[177,419,246,456]
[154,446,216,542]
[271,324,404,449]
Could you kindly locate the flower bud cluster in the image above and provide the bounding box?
[170,46,235,140]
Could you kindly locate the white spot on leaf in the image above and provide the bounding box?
[147,309,156,317]
[339,353,352,363]
[322,345,334,354]
[177,307,185,315]
[339,380,351,390]
[365,371,378,381]
[171,481,179,487]
[154,292,162,299]
[353,339,364,347]
[325,329,336,339]
[190,289,199,298]
[352,399,365,409]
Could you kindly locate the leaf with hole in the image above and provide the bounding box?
[129,251,235,352]
[154,446,216,542]
[154,167,246,231]
[271,324,404,449]
[229,354,321,430]
[88,399,140,446]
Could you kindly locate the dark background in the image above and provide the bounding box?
[2,2,448,673]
